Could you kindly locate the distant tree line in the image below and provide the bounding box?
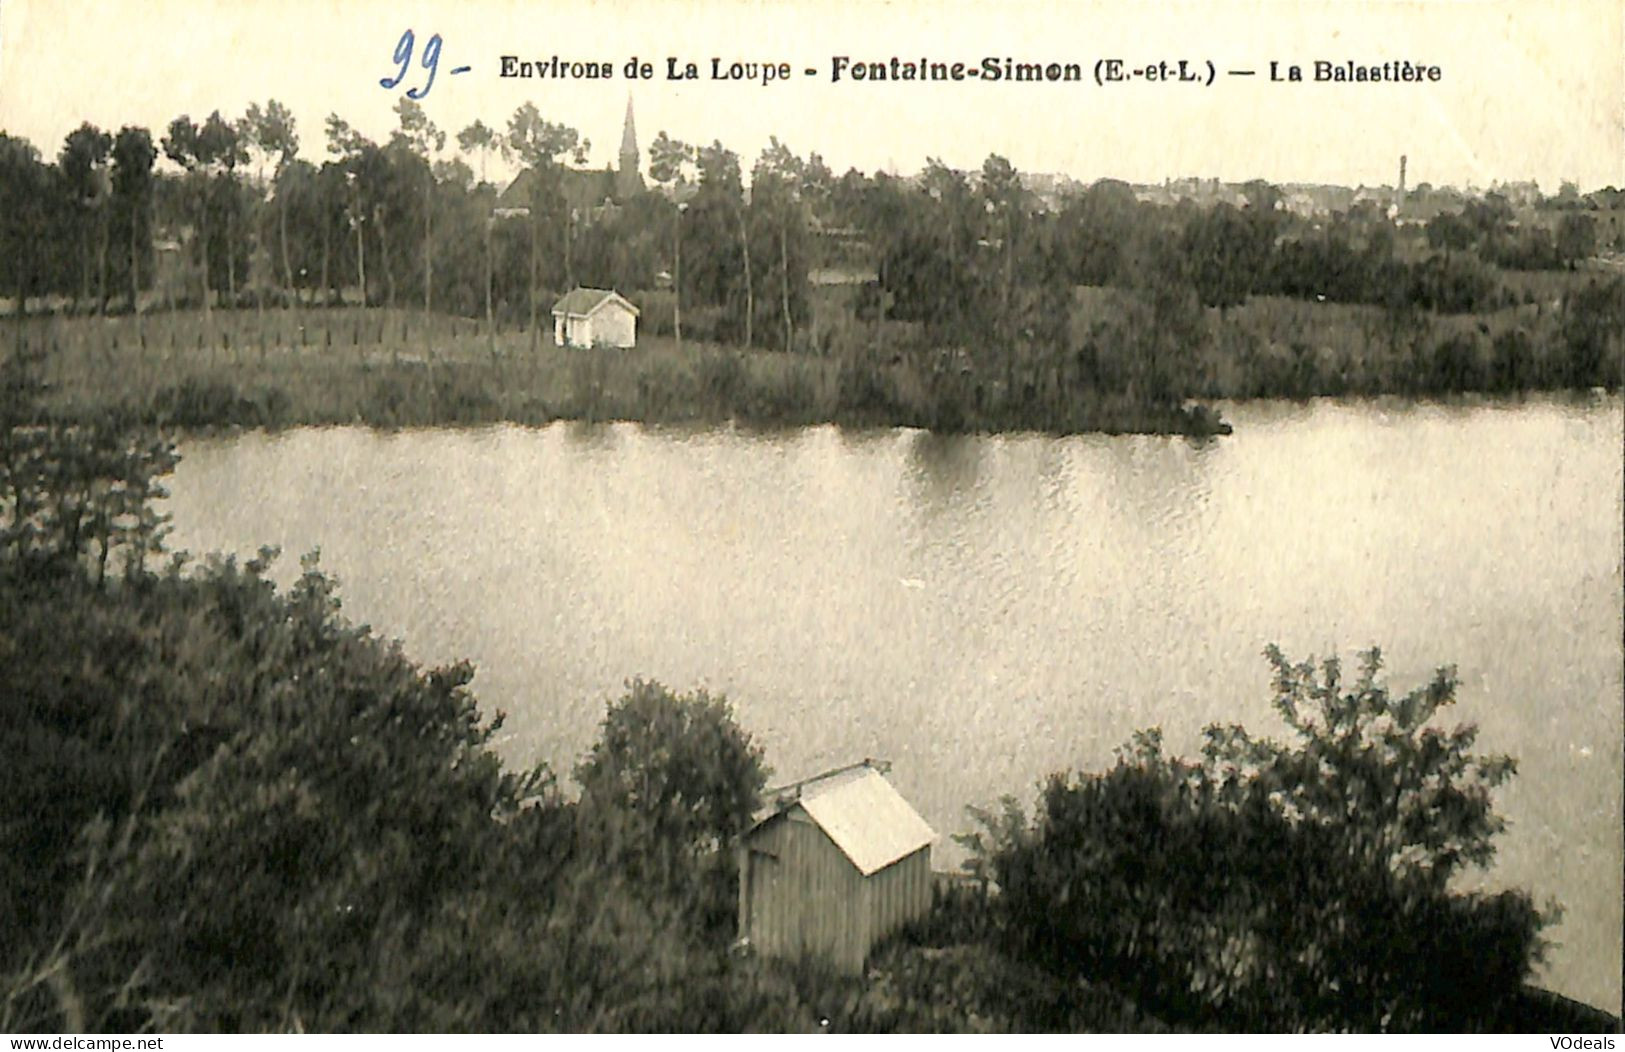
[3,106,1622,404]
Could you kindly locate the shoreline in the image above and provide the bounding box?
[14,304,1621,439]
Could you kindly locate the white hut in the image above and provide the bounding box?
[551,287,639,348]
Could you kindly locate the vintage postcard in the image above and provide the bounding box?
[0,0,1620,1035]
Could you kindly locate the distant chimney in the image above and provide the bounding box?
[1398,155,1408,214]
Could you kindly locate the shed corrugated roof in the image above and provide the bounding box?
[794,768,936,877]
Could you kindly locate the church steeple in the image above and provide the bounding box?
[617,96,643,198]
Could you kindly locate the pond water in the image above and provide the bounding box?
[164,394,1623,1010]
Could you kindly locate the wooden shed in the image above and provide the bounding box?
[737,762,936,975]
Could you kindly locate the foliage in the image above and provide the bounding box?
[1559,277,1625,388]
[1178,203,1273,313]
[0,348,176,580]
[969,646,1554,1031]
[574,679,768,935]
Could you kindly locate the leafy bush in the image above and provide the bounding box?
[1,350,176,580]
[0,550,556,1031]
[575,679,769,939]
[970,646,1554,1032]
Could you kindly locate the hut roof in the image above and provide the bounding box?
[757,766,936,876]
[551,287,639,318]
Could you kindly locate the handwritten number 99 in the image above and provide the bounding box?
[380,28,442,99]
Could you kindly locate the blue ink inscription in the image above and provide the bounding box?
[381,28,466,98]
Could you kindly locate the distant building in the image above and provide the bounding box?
[496,97,644,218]
[737,761,935,975]
[551,287,639,348]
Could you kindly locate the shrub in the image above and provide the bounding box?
[0,550,557,1031]
[970,646,1554,1032]
[574,680,769,940]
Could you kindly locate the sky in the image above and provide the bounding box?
[1,0,1621,191]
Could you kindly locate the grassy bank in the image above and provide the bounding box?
[14,307,1227,436]
[14,278,1619,437]
[1062,284,1624,400]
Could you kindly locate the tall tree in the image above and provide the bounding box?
[697,141,751,348]
[1179,202,1271,316]
[161,116,212,317]
[455,119,504,189]
[244,100,300,306]
[505,103,586,345]
[58,124,113,314]
[0,135,49,332]
[109,127,157,321]
[752,138,809,354]
[199,112,248,308]
[575,679,768,916]
[393,98,445,321]
[648,131,694,347]
[325,115,397,308]
[457,121,507,343]
[800,151,835,227]
[978,154,1029,377]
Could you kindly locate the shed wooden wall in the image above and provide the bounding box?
[863,845,933,951]
[742,810,869,973]
[740,808,933,975]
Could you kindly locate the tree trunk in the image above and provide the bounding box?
[1002,213,1015,400]
[279,185,293,308]
[129,202,140,315]
[674,210,683,351]
[13,268,24,355]
[74,219,88,314]
[423,177,433,315]
[423,177,433,358]
[97,207,110,317]
[565,210,574,288]
[225,180,238,309]
[319,209,331,307]
[255,174,266,325]
[485,215,494,354]
[355,215,366,308]
[197,183,212,321]
[780,216,792,354]
[377,211,395,309]
[528,216,539,351]
[737,206,752,350]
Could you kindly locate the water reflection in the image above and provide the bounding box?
[903,430,985,516]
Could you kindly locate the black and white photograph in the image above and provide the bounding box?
[0,0,1620,1035]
